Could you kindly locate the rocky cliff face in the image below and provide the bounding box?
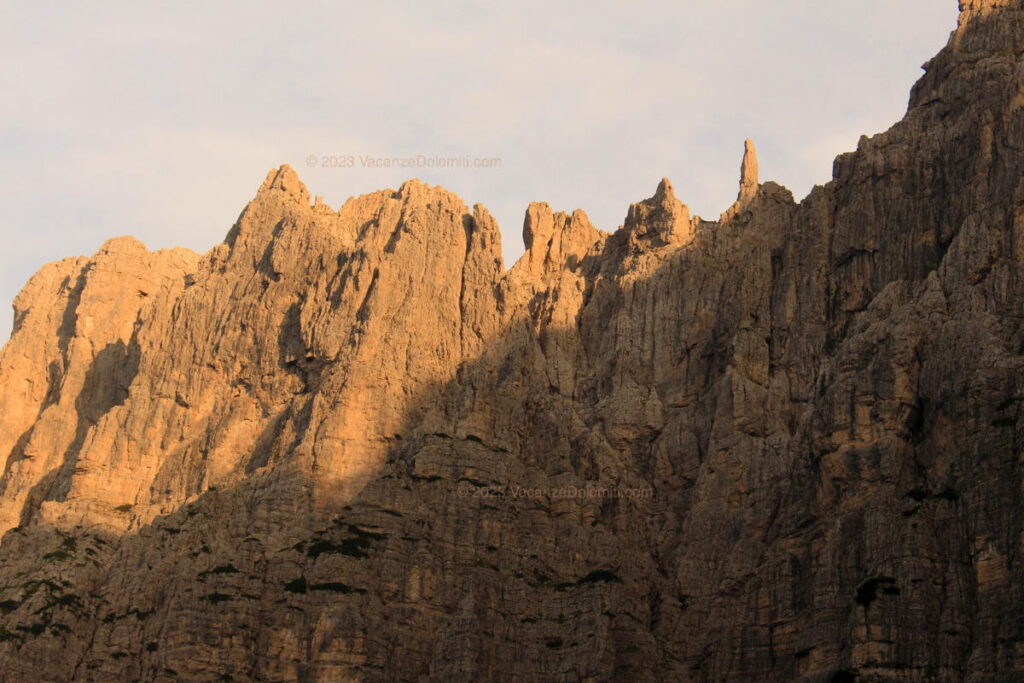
[1,2,1023,681]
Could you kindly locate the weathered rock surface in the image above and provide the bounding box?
[1,2,1024,680]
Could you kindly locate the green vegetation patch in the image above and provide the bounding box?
[310,582,365,594]
[578,569,622,585]
[284,577,308,594]
[306,525,387,559]
[855,576,899,607]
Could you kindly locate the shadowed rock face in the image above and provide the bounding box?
[1,3,1024,681]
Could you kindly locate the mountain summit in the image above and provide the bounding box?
[0,2,1023,680]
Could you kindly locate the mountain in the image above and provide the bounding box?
[0,2,1022,680]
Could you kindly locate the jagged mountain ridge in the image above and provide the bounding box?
[0,1,1022,680]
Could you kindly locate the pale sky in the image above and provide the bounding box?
[0,1,959,339]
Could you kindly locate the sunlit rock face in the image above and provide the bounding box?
[1,2,1024,680]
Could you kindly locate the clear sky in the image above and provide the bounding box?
[0,1,959,339]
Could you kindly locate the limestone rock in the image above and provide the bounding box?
[720,138,760,222]
[738,138,759,202]
[0,2,1024,681]
[623,177,694,248]
[518,203,602,279]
